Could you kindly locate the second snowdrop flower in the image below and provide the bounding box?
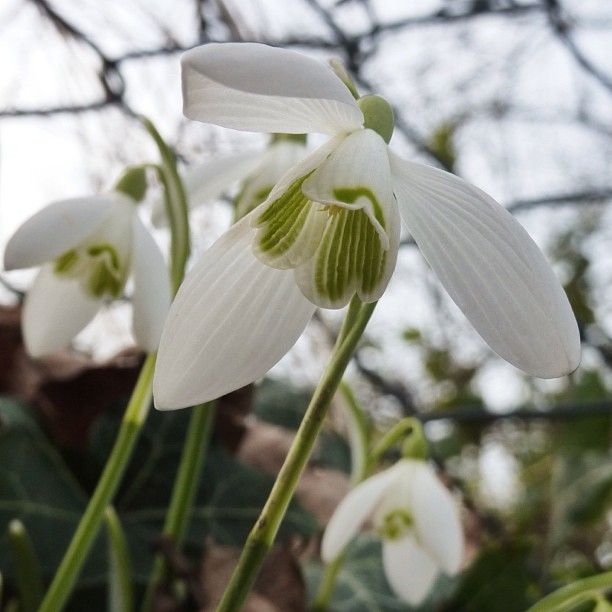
[154,42,580,409]
[322,459,464,606]
[151,134,308,226]
[4,172,171,357]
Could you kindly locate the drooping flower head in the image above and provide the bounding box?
[322,459,464,606]
[4,170,170,357]
[154,42,580,409]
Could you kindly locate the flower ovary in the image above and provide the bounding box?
[358,95,394,143]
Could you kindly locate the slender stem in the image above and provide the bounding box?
[141,402,215,611]
[105,507,134,612]
[339,382,369,485]
[7,520,44,612]
[217,298,376,612]
[312,552,346,612]
[526,571,612,612]
[139,116,190,293]
[368,416,426,470]
[39,354,156,612]
[138,117,218,610]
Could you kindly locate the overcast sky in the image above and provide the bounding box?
[1,0,611,413]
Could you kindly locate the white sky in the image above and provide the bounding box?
[1,0,611,412]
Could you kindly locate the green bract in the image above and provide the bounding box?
[114,166,148,203]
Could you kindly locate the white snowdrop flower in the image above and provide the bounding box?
[154,42,580,409]
[321,459,464,606]
[151,135,308,226]
[4,188,171,357]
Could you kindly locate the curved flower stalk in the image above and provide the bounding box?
[4,177,171,357]
[154,42,580,410]
[151,134,308,226]
[322,459,464,606]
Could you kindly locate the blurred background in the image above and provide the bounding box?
[0,1,611,610]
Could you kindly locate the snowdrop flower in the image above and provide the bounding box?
[151,134,307,226]
[322,459,463,606]
[154,42,580,409]
[4,183,171,357]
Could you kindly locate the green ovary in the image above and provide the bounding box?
[54,242,125,299]
[255,176,388,305]
[377,508,413,541]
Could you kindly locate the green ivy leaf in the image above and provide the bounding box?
[0,398,110,589]
[0,396,318,601]
[254,379,310,430]
[449,541,536,612]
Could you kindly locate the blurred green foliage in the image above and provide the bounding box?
[0,396,317,611]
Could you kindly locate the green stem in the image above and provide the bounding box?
[526,571,612,612]
[312,552,346,612]
[39,354,156,612]
[217,297,376,612]
[368,416,426,470]
[139,116,190,293]
[339,382,369,485]
[105,507,134,612]
[141,402,216,611]
[8,520,44,612]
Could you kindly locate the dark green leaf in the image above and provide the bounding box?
[449,541,536,612]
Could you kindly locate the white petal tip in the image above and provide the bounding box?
[152,368,212,411]
[517,328,581,379]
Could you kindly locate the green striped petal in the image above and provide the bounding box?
[294,205,398,308]
[295,128,400,308]
[252,173,327,269]
[235,140,307,220]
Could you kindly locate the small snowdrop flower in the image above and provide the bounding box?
[322,459,464,606]
[154,42,580,409]
[4,174,171,357]
[151,134,308,225]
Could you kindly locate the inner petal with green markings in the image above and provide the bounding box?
[52,200,133,300]
[251,128,400,309]
[54,241,129,299]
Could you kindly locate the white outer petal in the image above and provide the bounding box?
[321,464,400,562]
[4,196,115,270]
[409,462,464,575]
[382,535,439,606]
[151,150,264,226]
[390,153,581,378]
[153,216,316,409]
[131,217,171,352]
[182,43,363,135]
[23,265,102,357]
